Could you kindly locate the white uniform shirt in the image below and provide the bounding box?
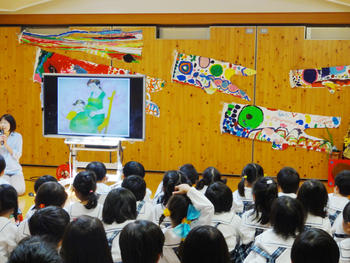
[66,202,103,221]
[136,200,156,222]
[153,181,163,205]
[96,182,111,205]
[16,218,30,243]
[24,205,36,219]
[327,193,349,224]
[0,132,22,175]
[338,238,350,263]
[0,177,9,185]
[332,214,350,242]
[154,202,172,228]
[232,187,254,215]
[305,213,332,235]
[278,192,297,198]
[0,217,17,263]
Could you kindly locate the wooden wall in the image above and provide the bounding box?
[0,25,348,180]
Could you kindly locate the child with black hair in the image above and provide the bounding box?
[28,206,70,248]
[205,182,240,257]
[232,163,264,216]
[337,202,350,263]
[277,167,300,198]
[86,161,111,205]
[327,170,350,225]
[122,175,156,222]
[120,220,165,263]
[66,171,102,221]
[159,183,214,263]
[291,228,339,263]
[196,167,226,194]
[102,187,137,263]
[244,196,305,263]
[297,179,332,234]
[0,184,18,262]
[0,154,8,185]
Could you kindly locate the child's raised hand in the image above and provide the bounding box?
[173,184,191,195]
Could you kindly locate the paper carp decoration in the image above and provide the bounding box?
[290,65,350,93]
[34,49,164,117]
[20,29,143,63]
[221,103,341,153]
[171,52,256,101]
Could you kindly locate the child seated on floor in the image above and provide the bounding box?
[337,201,350,263]
[86,161,111,205]
[0,154,8,185]
[196,167,226,194]
[277,167,300,198]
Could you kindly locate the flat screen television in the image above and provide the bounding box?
[42,73,145,141]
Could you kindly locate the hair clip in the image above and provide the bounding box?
[163,207,171,217]
[89,190,93,194]
[39,204,45,209]
[266,180,273,185]
[243,175,247,179]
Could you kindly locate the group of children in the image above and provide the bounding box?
[0,155,349,263]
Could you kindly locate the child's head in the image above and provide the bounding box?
[342,202,350,234]
[238,163,264,197]
[121,175,146,201]
[196,167,226,191]
[179,164,199,186]
[35,182,67,209]
[270,196,305,239]
[252,177,278,225]
[0,184,18,219]
[102,187,137,224]
[123,161,145,178]
[86,161,107,182]
[291,228,339,263]
[34,175,58,193]
[161,170,191,206]
[179,225,230,263]
[164,194,191,227]
[205,182,232,213]
[120,220,165,263]
[0,154,5,175]
[73,171,98,210]
[297,179,328,218]
[335,170,350,196]
[60,215,113,263]
[29,206,70,246]
[277,167,300,194]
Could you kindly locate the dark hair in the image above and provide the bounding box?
[161,170,191,206]
[0,114,16,133]
[238,163,264,197]
[196,167,226,190]
[252,177,278,225]
[179,164,199,186]
[8,236,62,263]
[343,201,350,223]
[291,228,339,263]
[120,220,165,263]
[87,79,101,87]
[297,179,328,218]
[277,167,300,194]
[73,171,98,209]
[205,182,232,213]
[102,187,137,224]
[335,170,350,196]
[0,184,18,220]
[163,194,191,227]
[35,182,67,209]
[180,225,230,263]
[0,154,5,174]
[60,215,113,263]
[122,175,146,201]
[86,161,107,182]
[34,175,58,193]
[29,206,70,245]
[123,161,145,178]
[270,196,305,239]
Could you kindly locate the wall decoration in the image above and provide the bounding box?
[171,52,256,101]
[20,29,143,63]
[221,102,341,153]
[290,65,350,93]
[343,125,350,159]
[34,49,164,117]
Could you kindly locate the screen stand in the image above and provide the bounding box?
[60,138,123,186]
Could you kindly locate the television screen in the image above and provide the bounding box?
[43,74,145,141]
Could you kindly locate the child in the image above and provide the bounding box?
[276,167,300,198]
[60,215,113,263]
[0,184,18,263]
[159,183,214,263]
[196,167,226,194]
[291,228,339,263]
[120,220,165,263]
[244,196,305,262]
[205,182,240,257]
[297,179,332,234]
[86,161,111,205]
[179,225,230,263]
[338,202,350,263]
[66,171,103,221]
[0,154,8,185]
[327,170,350,225]
[102,187,137,263]
[121,175,156,222]
[232,163,264,216]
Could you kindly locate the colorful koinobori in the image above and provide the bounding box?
[289,65,350,93]
[221,103,341,153]
[171,51,256,101]
[19,29,143,63]
[34,49,164,117]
